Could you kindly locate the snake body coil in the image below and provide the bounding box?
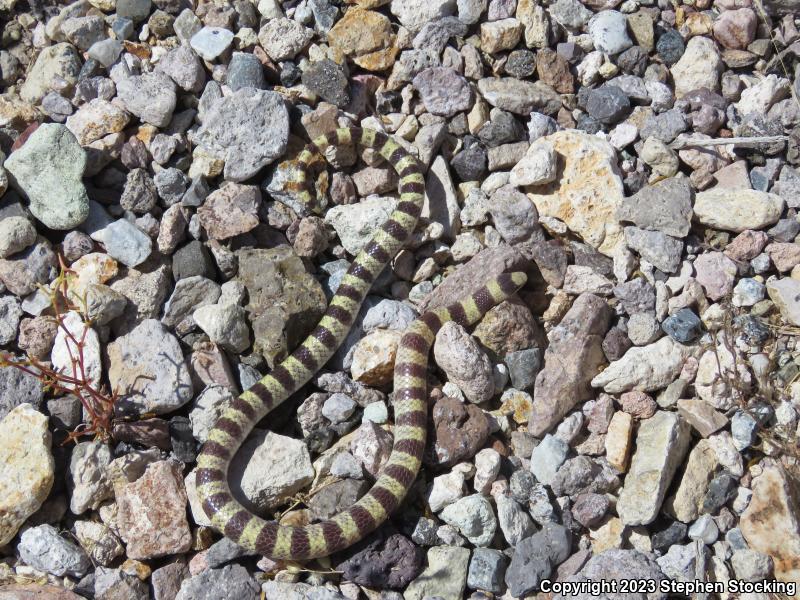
[197,127,527,560]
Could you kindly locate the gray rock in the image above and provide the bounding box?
[731,548,773,581]
[585,85,631,125]
[624,226,683,273]
[548,0,592,28]
[68,440,113,514]
[107,319,194,415]
[175,565,259,600]
[640,109,690,143]
[93,219,152,268]
[301,59,349,107]
[190,26,234,61]
[439,494,497,546]
[154,167,190,205]
[495,493,536,545]
[157,44,205,93]
[162,275,221,328]
[87,39,123,67]
[530,293,611,435]
[0,217,37,259]
[117,0,152,21]
[554,549,666,600]
[656,543,706,582]
[489,185,540,244]
[62,15,105,50]
[194,88,289,182]
[0,238,58,297]
[19,524,91,578]
[478,77,561,115]
[505,348,542,391]
[229,430,314,512]
[20,43,81,103]
[206,537,258,568]
[227,52,266,91]
[116,71,177,128]
[405,546,470,600]
[121,168,158,214]
[505,523,572,597]
[413,67,473,117]
[95,566,150,599]
[468,548,507,593]
[530,433,569,486]
[257,17,314,61]
[4,124,89,230]
[321,393,356,423]
[617,176,693,237]
[193,303,250,352]
[0,296,22,345]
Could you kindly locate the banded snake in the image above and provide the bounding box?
[196,126,527,560]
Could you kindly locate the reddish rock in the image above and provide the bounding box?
[536,48,575,93]
[196,183,261,240]
[116,460,192,560]
[724,230,769,262]
[619,391,657,419]
[766,242,800,272]
[426,396,490,467]
[529,293,611,436]
[713,8,757,49]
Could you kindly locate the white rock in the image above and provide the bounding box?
[229,430,314,511]
[671,36,723,98]
[617,411,692,526]
[0,404,54,546]
[591,336,694,394]
[390,0,457,32]
[69,440,113,515]
[509,140,556,186]
[325,196,397,255]
[495,493,535,545]
[427,470,466,512]
[51,311,102,390]
[693,188,784,233]
[189,385,235,444]
[193,302,250,352]
[473,448,501,494]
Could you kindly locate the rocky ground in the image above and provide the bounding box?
[0,0,800,597]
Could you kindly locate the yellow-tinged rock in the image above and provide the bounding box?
[498,389,533,424]
[69,252,119,292]
[351,328,402,386]
[605,411,633,472]
[525,130,625,258]
[665,438,719,523]
[590,516,625,554]
[328,8,396,71]
[0,95,42,131]
[740,465,800,583]
[0,404,54,546]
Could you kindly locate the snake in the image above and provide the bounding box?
[196,126,527,560]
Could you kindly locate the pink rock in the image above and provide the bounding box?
[350,420,393,477]
[620,390,657,420]
[713,161,751,189]
[766,242,800,272]
[713,8,757,49]
[188,550,209,576]
[724,230,769,262]
[116,460,192,560]
[694,251,738,300]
